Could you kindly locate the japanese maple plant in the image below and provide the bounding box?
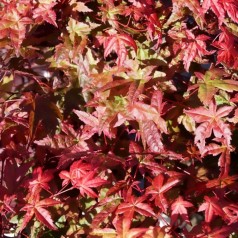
[1,0,238,237]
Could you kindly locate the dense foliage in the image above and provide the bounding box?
[1,0,238,237]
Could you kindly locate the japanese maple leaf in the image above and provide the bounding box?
[146,13,162,48]
[189,69,238,106]
[185,224,234,238]
[128,90,167,134]
[140,120,164,152]
[212,28,238,69]
[33,2,57,27]
[223,204,238,224]
[0,194,15,215]
[182,30,214,71]
[0,9,32,50]
[220,0,238,24]
[167,0,205,29]
[171,196,193,226]
[98,30,137,66]
[28,167,53,197]
[184,101,233,152]
[198,196,224,223]
[113,215,147,238]
[146,174,181,212]
[19,195,61,232]
[59,160,92,187]
[69,0,92,12]
[73,108,116,139]
[202,139,232,176]
[206,174,238,190]
[72,171,107,198]
[202,0,225,25]
[117,194,156,220]
[91,215,147,238]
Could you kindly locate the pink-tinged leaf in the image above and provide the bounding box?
[184,102,233,151]
[217,146,231,177]
[159,177,181,195]
[36,198,61,208]
[73,171,107,198]
[34,207,58,230]
[181,31,214,71]
[171,196,193,225]
[169,0,205,28]
[183,41,197,72]
[70,160,92,178]
[140,120,164,152]
[202,143,226,157]
[202,0,225,25]
[117,195,156,218]
[92,203,119,228]
[59,170,71,186]
[206,175,238,189]
[125,228,147,238]
[101,215,148,238]
[129,102,167,133]
[151,90,166,115]
[128,102,157,120]
[71,2,93,12]
[59,160,92,187]
[0,9,32,51]
[95,79,132,94]
[90,228,116,237]
[102,33,137,66]
[28,167,53,196]
[19,197,61,231]
[221,0,238,24]
[73,110,99,127]
[206,226,237,238]
[18,210,34,232]
[212,28,238,68]
[216,105,235,118]
[198,196,224,222]
[223,204,238,224]
[33,3,57,27]
[140,160,167,174]
[146,174,181,212]
[106,180,127,196]
[129,141,143,155]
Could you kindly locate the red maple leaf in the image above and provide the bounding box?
[28,167,53,197]
[171,196,193,226]
[220,0,238,24]
[169,0,205,28]
[182,30,214,71]
[212,27,238,68]
[91,215,148,238]
[223,204,238,224]
[117,194,156,220]
[19,195,61,232]
[198,196,224,222]
[140,120,164,152]
[202,139,232,176]
[98,30,137,66]
[113,215,147,238]
[202,0,225,25]
[0,8,32,50]
[33,2,57,27]
[146,174,181,212]
[184,101,233,152]
[127,90,167,134]
[59,160,92,187]
[73,171,107,198]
